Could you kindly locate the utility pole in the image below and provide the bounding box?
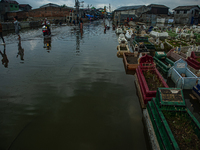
[75,0,80,19]
[75,1,84,20]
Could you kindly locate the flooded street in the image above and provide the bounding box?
[0,20,149,150]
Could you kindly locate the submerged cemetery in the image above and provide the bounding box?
[116,17,200,149]
[1,2,200,149]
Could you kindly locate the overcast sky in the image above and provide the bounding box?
[17,0,200,11]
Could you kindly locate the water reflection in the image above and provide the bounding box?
[0,21,149,150]
[17,39,24,62]
[0,45,9,68]
[75,29,83,56]
[80,29,83,38]
[43,37,52,53]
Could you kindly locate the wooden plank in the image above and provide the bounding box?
[190,92,198,100]
[192,91,200,101]
[135,74,146,109]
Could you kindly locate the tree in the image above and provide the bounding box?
[61,4,66,7]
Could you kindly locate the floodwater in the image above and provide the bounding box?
[0,20,149,150]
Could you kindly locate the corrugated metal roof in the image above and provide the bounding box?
[115,5,145,11]
[173,5,200,10]
[40,3,61,8]
[147,4,169,9]
[19,4,32,8]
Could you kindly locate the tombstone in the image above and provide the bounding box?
[134,51,138,57]
[176,28,178,33]
[175,35,179,39]
[183,25,187,29]
[178,45,181,54]
[190,31,194,39]
[156,38,160,45]
[193,44,197,51]
[141,30,147,37]
[160,42,164,49]
[135,44,139,52]
[175,47,179,53]
[185,34,190,42]
[191,45,194,51]
[197,70,200,77]
[186,48,192,58]
[138,53,143,63]
[186,52,189,58]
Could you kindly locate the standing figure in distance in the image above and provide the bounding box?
[13,16,21,39]
[0,22,5,45]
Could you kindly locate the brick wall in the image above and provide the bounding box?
[6,11,28,20]
[28,7,70,18]
[6,7,70,21]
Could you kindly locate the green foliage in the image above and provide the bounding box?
[61,4,66,7]
[163,111,200,150]
[155,42,172,53]
[143,70,164,91]
[196,58,200,62]
[168,40,188,47]
[166,31,178,37]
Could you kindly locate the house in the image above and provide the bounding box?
[113,5,148,22]
[147,4,169,15]
[173,5,200,25]
[140,4,170,23]
[26,3,70,22]
[0,0,19,12]
[19,4,32,12]
[0,0,19,21]
[40,3,61,8]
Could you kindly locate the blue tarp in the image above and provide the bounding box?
[86,14,94,18]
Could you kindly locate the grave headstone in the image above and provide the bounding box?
[160,42,164,49]
[156,38,160,45]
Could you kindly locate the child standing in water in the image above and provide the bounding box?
[13,16,21,39]
[0,23,5,44]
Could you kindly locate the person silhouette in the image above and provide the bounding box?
[0,23,5,44]
[16,39,24,61]
[13,16,21,40]
[0,45,9,68]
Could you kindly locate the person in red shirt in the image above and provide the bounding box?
[127,17,129,23]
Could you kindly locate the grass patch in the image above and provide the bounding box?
[143,70,164,91]
[163,111,200,150]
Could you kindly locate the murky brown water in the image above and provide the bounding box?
[0,20,149,150]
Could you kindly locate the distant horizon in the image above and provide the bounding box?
[6,0,200,11]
